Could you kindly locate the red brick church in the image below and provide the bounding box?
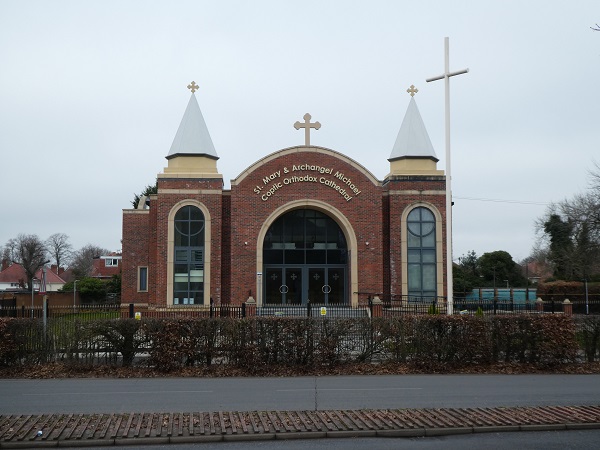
[122,83,447,307]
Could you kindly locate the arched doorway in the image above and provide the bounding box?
[262,209,348,305]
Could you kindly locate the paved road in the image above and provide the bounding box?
[2,374,599,414]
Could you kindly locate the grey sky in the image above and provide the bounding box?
[1,0,598,264]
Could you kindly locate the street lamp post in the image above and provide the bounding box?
[584,279,589,315]
[30,277,38,318]
[73,280,79,310]
[504,279,511,311]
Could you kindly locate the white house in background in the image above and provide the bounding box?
[0,262,66,292]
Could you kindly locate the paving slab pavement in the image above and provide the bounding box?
[1,405,599,448]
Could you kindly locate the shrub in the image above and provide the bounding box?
[1,315,584,371]
[575,316,600,362]
[90,319,147,367]
[490,315,578,367]
[0,319,18,366]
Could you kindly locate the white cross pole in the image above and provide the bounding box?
[426,37,468,316]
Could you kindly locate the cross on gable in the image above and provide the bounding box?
[294,113,321,146]
[187,81,199,93]
[407,85,418,97]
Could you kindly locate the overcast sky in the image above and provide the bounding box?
[1,0,598,264]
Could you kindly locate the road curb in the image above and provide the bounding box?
[425,427,473,436]
[519,424,566,432]
[376,428,425,437]
[472,425,520,433]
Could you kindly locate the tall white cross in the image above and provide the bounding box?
[294,113,321,146]
[426,37,468,316]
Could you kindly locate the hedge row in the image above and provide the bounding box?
[537,280,600,298]
[2,315,594,372]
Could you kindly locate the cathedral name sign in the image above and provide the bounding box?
[253,164,362,202]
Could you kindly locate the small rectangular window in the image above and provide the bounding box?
[105,259,119,267]
[138,267,148,292]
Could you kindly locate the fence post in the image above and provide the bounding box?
[562,298,573,316]
[368,295,373,316]
[129,303,134,319]
[371,296,383,318]
[307,300,312,318]
[210,297,214,318]
[535,297,544,313]
[493,298,498,315]
[245,296,257,317]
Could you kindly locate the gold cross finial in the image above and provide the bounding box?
[294,113,321,146]
[187,81,199,93]
[407,85,418,97]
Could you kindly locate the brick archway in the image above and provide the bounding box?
[255,199,358,307]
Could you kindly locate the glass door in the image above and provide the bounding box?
[265,266,346,305]
[264,267,302,304]
[285,268,302,305]
[308,268,326,304]
[264,268,282,305]
[307,267,345,305]
[327,267,345,305]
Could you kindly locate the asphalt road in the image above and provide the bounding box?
[1,374,599,415]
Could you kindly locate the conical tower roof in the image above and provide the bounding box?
[389,96,437,162]
[167,91,218,160]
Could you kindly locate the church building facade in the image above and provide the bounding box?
[122,83,448,308]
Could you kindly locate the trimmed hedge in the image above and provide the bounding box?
[0,315,587,371]
[537,281,600,299]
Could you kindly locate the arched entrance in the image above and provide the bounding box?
[262,209,348,305]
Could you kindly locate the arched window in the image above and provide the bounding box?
[262,209,348,305]
[173,205,205,305]
[263,209,347,265]
[407,207,437,299]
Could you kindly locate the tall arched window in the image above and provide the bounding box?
[407,207,437,299]
[173,205,205,305]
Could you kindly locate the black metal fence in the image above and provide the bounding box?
[452,298,537,315]
[0,304,122,319]
[258,302,370,319]
[2,296,600,322]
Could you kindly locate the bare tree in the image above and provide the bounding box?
[3,234,49,291]
[45,233,73,270]
[589,161,600,191]
[71,244,110,277]
[534,164,600,279]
